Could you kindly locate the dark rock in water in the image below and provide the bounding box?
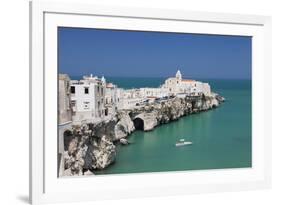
[214,93,226,102]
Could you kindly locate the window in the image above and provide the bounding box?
[71,101,76,114]
[70,86,75,94]
[84,87,89,94]
[71,100,76,106]
[83,101,90,110]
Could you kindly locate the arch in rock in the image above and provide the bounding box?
[133,117,144,130]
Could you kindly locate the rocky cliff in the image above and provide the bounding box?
[130,93,224,131]
[61,93,224,176]
[63,124,116,176]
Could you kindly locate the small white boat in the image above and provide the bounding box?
[175,139,192,146]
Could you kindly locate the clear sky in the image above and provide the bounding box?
[58,27,252,79]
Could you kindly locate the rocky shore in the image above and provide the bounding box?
[61,93,225,176]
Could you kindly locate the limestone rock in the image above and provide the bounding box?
[61,92,225,176]
[129,94,224,130]
[120,138,129,145]
[62,126,117,176]
[143,112,158,131]
[89,119,117,140]
[114,111,135,139]
[84,170,94,176]
[93,136,116,169]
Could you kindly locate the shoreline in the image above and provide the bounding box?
[61,93,225,177]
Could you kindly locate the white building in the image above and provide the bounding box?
[139,87,169,98]
[104,82,119,117]
[58,74,73,176]
[162,70,211,96]
[61,70,212,123]
[70,74,106,124]
[116,88,124,108]
[120,87,170,109]
[117,69,212,110]
[121,89,144,109]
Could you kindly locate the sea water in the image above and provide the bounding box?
[72,77,252,175]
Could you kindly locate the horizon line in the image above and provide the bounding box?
[61,74,252,80]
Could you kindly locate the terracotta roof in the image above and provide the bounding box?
[181,79,195,82]
[106,83,114,88]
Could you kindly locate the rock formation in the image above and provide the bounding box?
[62,125,116,176]
[129,93,224,131]
[61,93,224,176]
[114,111,135,139]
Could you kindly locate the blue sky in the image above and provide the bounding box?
[58,27,252,79]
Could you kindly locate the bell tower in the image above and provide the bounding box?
[176,70,182,80]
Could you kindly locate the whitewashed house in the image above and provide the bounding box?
[70,74,106,124]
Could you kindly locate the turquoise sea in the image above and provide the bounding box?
[72,76,252,175]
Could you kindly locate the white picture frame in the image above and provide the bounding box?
[30,1,272,204]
